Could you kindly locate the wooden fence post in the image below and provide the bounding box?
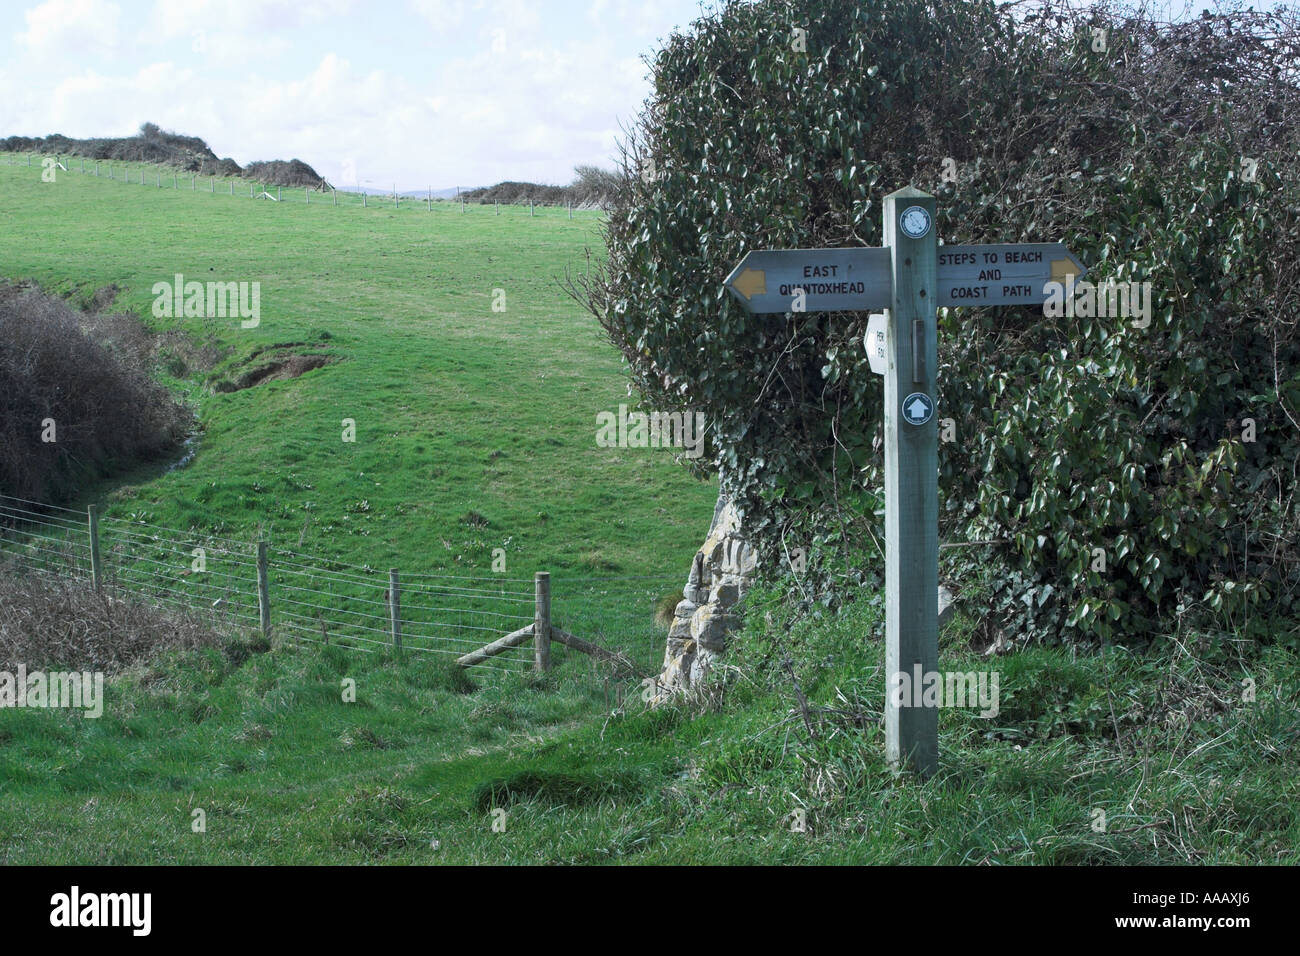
[257,541,271,640]
[87,505,102,593]
[305,186,309,204]
[534,571,551,672]
[388,568,402,651]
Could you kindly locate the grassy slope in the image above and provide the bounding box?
[3,592,1294,864]
[1,155,1296,864]
[0,155,714,576]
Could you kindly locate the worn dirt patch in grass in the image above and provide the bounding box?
[212,351,335,392]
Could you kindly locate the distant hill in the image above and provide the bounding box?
[243,159,330,190]
[0,123,619,202]
[464,166,621,209]
[0,123,330,189]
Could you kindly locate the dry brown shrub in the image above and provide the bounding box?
[0,566,224,673]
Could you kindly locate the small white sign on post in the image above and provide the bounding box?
[865,312,888,376]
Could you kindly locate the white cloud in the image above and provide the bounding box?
[409,0,467,33]
[17,0,121,55]
[1,0,685,187]
[149,0,358,36]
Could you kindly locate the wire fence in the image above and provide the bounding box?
[0,495,678,677]
[0,150,603,219]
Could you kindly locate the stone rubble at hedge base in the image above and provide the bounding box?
[652,493,959,702]
[655,493,756,699]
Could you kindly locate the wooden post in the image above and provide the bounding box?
[882,186,939,778]
[256,541,271,640]
[568,202,572,219]
[230,180,233,195]
[305,186,309,204]
[427,186,431,211]
[455,625,532,668]
[277,185,281,202]
[530,200,534,217]
[495,200,499,216]
[550,628,638,676]
[333,189,336,206]
[388,568,402,651]
[363,191,367,208]
[534,571,551,672]
[87,505,102,593]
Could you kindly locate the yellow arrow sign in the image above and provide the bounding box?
[1050,257,1082,284]
[730,267,767,301]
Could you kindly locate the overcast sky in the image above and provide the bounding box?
[0,0,1282,191]
[0,0,710,190]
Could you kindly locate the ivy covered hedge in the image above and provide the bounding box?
[578,0,1300,645]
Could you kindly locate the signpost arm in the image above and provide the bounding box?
[882,187,939,777]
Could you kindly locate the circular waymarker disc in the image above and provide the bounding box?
[901,392,934,426]
[899,205,932,239]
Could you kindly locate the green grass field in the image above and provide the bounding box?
[1,153,1296,865]
[0,153,716,577]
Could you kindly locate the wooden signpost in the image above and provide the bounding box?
[725,186,1086,777]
